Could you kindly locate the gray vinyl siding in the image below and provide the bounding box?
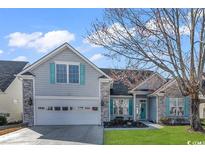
[31,47,102,97]
[148,97,157,122]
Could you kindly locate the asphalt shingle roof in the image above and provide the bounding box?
[100,68,154,95]
[0,60,28,92]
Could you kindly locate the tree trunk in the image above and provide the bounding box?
[190,94,203,131]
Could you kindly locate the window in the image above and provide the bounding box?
[69,65,79,83]
[92,107,98,111]
[56,64,67,83]
[169,98,184,116]
[113,99,129,115]
[77,106,84,110]
[55,63,79,84]
[85,107,91,110]
[38,107,45,110]
[62,107,68,111]
[70,107,73,110]
[47,106,53,111]
[54,107,61,111]
[140,100,146,103]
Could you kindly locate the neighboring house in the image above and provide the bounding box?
[0,60,28,123]
[17,42,203,126]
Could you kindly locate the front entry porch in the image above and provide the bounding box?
[109,95,150,122]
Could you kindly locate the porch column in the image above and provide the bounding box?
[133,93,136,121]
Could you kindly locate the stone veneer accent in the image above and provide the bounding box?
[158,83,184,122]
[23,79,34,126]
[100,81,110,124]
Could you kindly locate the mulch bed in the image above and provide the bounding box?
[0,126,23,136]
[104,121,148,128]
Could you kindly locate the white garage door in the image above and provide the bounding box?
[35,98,101,125]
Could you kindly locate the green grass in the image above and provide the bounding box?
[104,126,205,145]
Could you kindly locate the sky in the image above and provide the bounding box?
[0,9,124,68]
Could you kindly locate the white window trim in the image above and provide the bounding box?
[169,98,184,116]
[113,98,129,116]
[55,61,80,85]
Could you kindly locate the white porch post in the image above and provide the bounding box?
[133,93,136,121]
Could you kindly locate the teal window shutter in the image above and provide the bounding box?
[129,98,133,115]
[80,63,85,85]
[184,96,190,117]
[165,97,170,116]
[110,98,113,115]
[50,63,55,84]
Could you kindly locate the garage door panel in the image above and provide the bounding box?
[35,99,101,125]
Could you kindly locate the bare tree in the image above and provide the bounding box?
[87,8,205,131]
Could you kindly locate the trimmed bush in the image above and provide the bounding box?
[160,117,189,125]
[160,117,172,125]
[0,116,7,126]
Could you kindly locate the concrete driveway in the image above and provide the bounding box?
[0,125,103,145]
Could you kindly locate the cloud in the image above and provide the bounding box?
[0,49,3,54]
[146,18,190,36]
[89,53,104,62]
[13,56,28,61]
[7,30,75,53]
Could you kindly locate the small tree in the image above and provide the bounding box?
[87,8,205,131]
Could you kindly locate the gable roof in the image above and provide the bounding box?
[100,68,154,95]
[0,60,28,92]
[19,42,111,80]
[130,73,167,92]
[149,78,175,96]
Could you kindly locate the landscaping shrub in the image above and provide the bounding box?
[0,116,7,126]
[200,118,205,126]
[160,117,172,125]
[175,117,185,124]
[160,117,189,125]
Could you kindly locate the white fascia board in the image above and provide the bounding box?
[99,78,113,82]
[35,96,99,100]
[17,74,35,80]
[18,43,112,80]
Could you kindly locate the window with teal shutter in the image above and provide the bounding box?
[129,98,133,115]
[110,98,113,115]
[165,97,170,116]
[184,96,190,117]
[80,63,85,85]
[50,63,55,84]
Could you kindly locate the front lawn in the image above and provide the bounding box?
[104,126,205,145]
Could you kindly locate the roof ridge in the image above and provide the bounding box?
[100,67,154,72]
[0,60,28,63]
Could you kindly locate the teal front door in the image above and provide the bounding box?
[140,103,146,120]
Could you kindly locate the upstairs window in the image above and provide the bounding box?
[55,63,79,84]
[56,64,67,83]
[69,65,79,83]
